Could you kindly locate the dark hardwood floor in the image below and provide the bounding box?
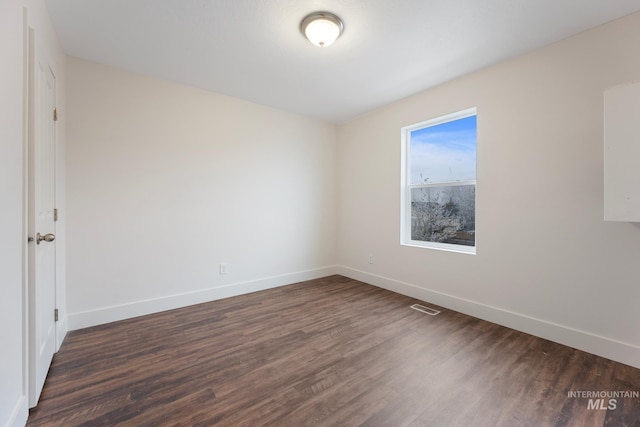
[27,275,640,426]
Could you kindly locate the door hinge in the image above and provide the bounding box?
[53,107,58,122]
[54,309,59,322]
[54,208,58,222]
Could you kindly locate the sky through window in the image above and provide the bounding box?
[410,115,476,184]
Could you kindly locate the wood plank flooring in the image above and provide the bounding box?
[27,275,640,426]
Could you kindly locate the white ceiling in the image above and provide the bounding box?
[45,0,640,124]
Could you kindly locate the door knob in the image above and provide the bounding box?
[36,233,55,245]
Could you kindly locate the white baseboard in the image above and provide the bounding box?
[67,266,338,331]
[6,395,27,427]
[336,265,640,369]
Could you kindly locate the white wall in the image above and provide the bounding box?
[65,57,337,328]
[0,0,65,425]
[337,12,640,368]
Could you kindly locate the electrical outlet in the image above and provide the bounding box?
[219,263,228,275]
[368,254,374,264]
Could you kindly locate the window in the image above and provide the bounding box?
[401,108,477,254]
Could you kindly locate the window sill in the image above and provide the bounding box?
[401,240,476,255]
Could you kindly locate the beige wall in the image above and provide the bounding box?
[337,12,640,368]
[65,57,337,328]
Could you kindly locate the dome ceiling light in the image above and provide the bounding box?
[300,12,344,47]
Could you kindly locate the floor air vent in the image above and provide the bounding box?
[410,304,440,316]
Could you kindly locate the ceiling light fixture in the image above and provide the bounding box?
[300,12,344,47]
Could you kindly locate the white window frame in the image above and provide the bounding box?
[400,107,477,255]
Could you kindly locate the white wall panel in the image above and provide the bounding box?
[604,81,640,222]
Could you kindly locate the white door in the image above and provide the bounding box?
[27,30,57,407]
